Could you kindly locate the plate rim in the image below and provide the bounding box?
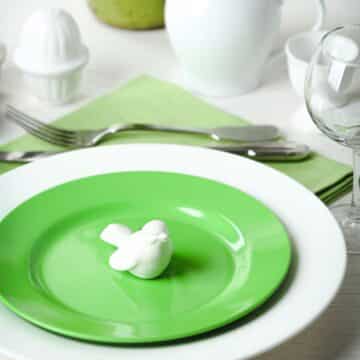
[0,144,347,360]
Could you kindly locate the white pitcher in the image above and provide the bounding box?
[326,0,360,26]
[165,0,326,96]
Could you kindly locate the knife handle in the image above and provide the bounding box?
[0,143,310,164]
[210,142,311,161]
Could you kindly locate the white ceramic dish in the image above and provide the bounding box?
[285,31,325,97]
[0,144,346,360]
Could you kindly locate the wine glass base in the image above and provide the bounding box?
[331,203,360,254]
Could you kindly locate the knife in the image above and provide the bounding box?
[0,143,311,163]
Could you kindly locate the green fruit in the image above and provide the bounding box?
[88,0,165,30]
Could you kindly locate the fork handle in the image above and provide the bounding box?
[109,123,211,137]
[106,123,279,143]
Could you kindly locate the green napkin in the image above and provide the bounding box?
[0,75,352,203]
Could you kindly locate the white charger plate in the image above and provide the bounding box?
[0,144,346,360]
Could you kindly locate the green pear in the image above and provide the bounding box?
[88,0,165,30]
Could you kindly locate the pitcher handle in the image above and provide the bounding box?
[313,0,326,31]
[270,0,326,62]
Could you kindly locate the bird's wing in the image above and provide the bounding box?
[101,224,132,247]
[109,247,139,271]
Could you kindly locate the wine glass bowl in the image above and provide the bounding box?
[305,25,360,253]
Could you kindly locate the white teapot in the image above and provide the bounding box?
[166,0,326,96]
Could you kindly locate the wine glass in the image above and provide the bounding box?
[305,24,360,253]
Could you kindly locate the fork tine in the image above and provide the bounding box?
[8,115,76,147]
[6,105,73,134]
[10,119,74,147]
[6,105,77,138]
[7,112,77,145]
[6,106,76,140]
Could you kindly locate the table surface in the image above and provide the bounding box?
[0,1,360,359]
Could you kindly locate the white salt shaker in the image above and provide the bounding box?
[14,8,89,105]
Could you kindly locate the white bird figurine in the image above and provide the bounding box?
[100,220,173,279]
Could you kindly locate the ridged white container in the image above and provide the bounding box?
[14,9,89,105]
[23,69,83,105]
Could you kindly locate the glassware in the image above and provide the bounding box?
[305,24,360,253]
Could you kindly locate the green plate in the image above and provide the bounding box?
[0,172,291,343]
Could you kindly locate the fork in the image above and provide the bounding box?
[6,105,280,148]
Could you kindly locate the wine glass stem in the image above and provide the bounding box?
[352,149,360,216]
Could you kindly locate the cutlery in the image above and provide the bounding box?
[0,143,311,163]
[6,105,280,147]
